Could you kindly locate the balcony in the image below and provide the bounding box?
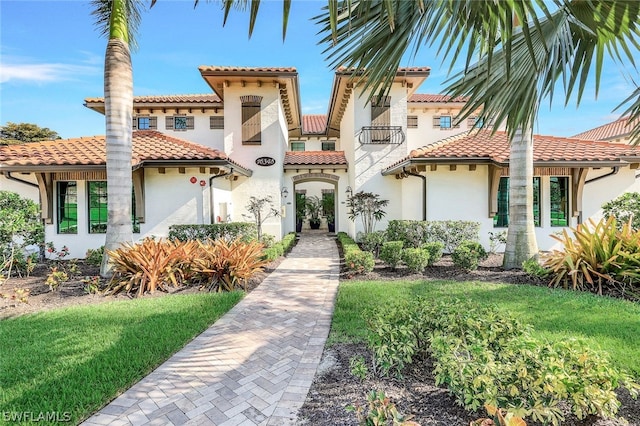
[359,126,405,145]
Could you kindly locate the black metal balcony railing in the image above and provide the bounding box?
[359,126,405,145]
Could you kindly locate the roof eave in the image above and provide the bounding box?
[283,163,348,170]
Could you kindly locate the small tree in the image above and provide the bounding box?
[602,192,640,230]
[347,191,389,234]
[0,122,60,144]
[0,191,44,282]
[242,196,280,242]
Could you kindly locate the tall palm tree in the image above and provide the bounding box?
[91,0,290,277]
[317,0,640,268]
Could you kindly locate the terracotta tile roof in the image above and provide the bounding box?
[84,94,221,104]
[284,151,348,167]
[198,66,297,73]
[0,131,250,172]
[383,130,640,173]
[302,115,327,134]
[572,116,639,141]
[336,66,431,74]
[408,94,469,103]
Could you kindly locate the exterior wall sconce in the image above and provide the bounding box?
[345,186,353,197]
[281,187,289,198]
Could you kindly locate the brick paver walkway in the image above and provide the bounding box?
[82,232,339,426]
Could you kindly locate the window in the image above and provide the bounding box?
[132,116,157,130]
[291,142,305,151]
[241,95,262,144]
[87,181,140,234]
[467,116,484,128]
[321,141,336,151]
[407,115,418,129]
[88,182,108,233]
[165,115,194,131]
[57,181,77,234]
[439,116,452,129]
[550,177,569,226]
[210,116,224,130]
[494,177,541,227]
[371,96,391,142]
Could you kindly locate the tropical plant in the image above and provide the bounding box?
[346,390,418,426]
[241,196,280,242]
[317,0,640,270]
[602,192,640,230]
[347,191,389,234]
[305,195,324,228]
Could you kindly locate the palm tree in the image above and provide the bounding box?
[316,0,640,268]
[91,0,290,277]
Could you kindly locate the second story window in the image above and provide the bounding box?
[291,142,305,151]
[241,95,262,145]
[371,96,391,142]
[321,141,336,151]
[166,115,194,131]
[407,115,418,128]
[133,116,157,130]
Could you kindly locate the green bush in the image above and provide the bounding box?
[345,251,375,274]
[602,192,640,230]
[366,298,640,425]
[385,220,480,252]
[339,232,375,274]
[168,223,257,242]
[522,257,550,279]
[85,246,104,266]
[380,241,404,269]
[452,240,488,271]
[386,220,428,248]
[357,230,386,257]
[422,241,444,266]
[401,248,430,273]
[261,233,297,261]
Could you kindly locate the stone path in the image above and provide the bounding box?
[82,232,339,426]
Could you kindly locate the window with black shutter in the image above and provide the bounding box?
[241,95,262,145]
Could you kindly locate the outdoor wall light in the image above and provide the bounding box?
[345,186,353,196]
[281,187,289,198]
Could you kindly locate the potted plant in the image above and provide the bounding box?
[305,195,323,230]
[295,192,306,232]
[322,192,336,232]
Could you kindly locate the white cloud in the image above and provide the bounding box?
[0,62,99,84]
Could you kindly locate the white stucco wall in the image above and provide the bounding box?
[135,109,225,150]
[0,174,39,202]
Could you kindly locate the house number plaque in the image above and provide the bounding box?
[255,157,276,166]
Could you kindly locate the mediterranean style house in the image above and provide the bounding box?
[1,66,639,258]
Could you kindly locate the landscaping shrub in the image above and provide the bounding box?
[421,241,444,266]
[357,230,386,257]
[338,232,375,274]
[401,248,430,273]
[261,232,297,262]
[190,239,268,292]
[522,257,550,279]
[168,222,257,242]
[380,241,404,269]
[85,246,104,266]
[386,220,428,248]
[602,192,640,230]
[452,240,488,271]
[385,220,480,252]
[542,217,640,299]
[365,298,640,425]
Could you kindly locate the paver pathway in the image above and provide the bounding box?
[82,232,339,426]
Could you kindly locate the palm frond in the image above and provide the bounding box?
[90,0,148,49]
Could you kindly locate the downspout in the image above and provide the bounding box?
[5,171,39,188]
[403,167,426,221]
[585,166,619,184]
[209,169,233,223]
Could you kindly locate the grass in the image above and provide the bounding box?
[0,292,243,425]
[329,280,640,377]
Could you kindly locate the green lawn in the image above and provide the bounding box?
[329,280,640,377]
[0,292,243,425]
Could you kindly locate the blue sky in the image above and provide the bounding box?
[1,0,637,139]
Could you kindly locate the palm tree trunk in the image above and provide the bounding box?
[100,33,134,277]
[503,127,538,269]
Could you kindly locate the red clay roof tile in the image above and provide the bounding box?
[284,151,348,166]
[408,94,469,103]
[198,66,297,73]
[0,131,249,171]
[572,116,639,141]
[302,115,327,134]
[84,94,221,104]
